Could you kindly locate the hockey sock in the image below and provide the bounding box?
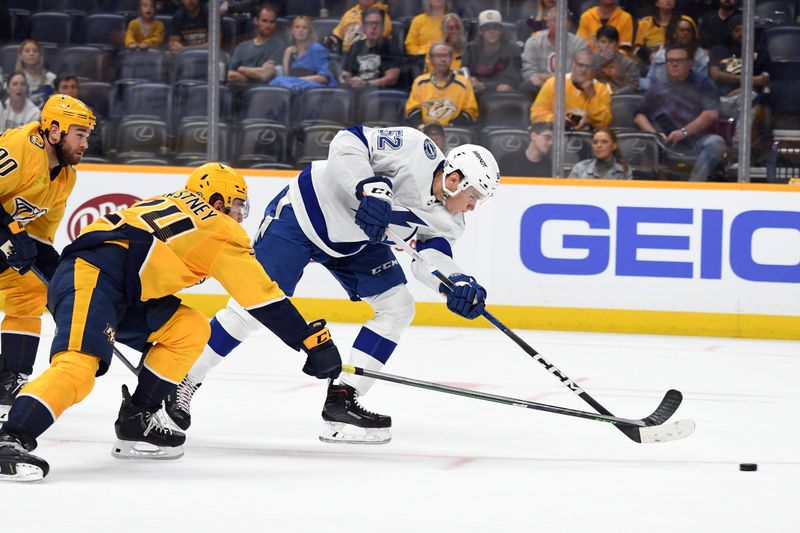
[1,331,40,375]
[131,366,175,410]
[185,319,239,383]
[339,327,397,395]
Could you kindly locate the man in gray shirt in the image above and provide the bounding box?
[519,7,588,97]
[227,3,286,86]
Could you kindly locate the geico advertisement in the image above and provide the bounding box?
[54,170,800,315]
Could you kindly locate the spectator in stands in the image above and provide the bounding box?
[0,72,40,132]
[569,128,633,179]
[169,0,211,52]
[523,0,557,34]
[227,3,286,86]
[422,121,447,152]
[498,122,554,177]
[576,0,634,52]
[647,18,708,83]
[340,7,401,89]
[520,8,588,97]
[270,16,337,93]
[461,10,520,95]
[698,0,739,50]
[424,13,466,74]
[405,41,478,126]
[634,43,726,181]
[54,75,79,98]
[530,50,612,131]
[15,40,55,108]
[634,0,695,65]
[328,0,391,54]
[593,25,639,94]
[405,0,448,59]
[125,0,165,49]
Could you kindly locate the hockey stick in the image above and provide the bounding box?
[385,228,688,443]
[342,365,694,443]
[26,264,141,376]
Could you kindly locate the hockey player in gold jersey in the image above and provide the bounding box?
[0,163,342,481]
[0,94,95,423]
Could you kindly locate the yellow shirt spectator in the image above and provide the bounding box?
[530,73,612,130]
[333,1,392,53]
[577,5,634,50]
[634,15,696,55]
[405,13,445,56]
[405,71,478,126]
[125,18,165,48]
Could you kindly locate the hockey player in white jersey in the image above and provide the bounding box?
[164,126,500,444]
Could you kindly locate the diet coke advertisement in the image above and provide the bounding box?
[67,193,142,241]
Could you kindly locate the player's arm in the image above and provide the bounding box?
[412,236,487,320]
[0,143,36,272]
[209,235,341,379]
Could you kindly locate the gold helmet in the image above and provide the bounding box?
[41,94,96,133]
[185,162,249,219]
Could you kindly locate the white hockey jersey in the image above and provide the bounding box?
[287,125,467,292]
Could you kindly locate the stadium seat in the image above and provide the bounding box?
[53,46,115,83]
[765,26,800,61]
[478,92,532,131]
[8,9,30,41]
[117,157,171,166]
[115,117,169,160]
[174,120,230,165]
[112,0,138,16]
[173,83,234,126]
[284,0,326,17]
[239,86,292,124]
[78,81,113,119]
[358,89,409,127]
[247,162,295,170]
[755,1,796,26]
[443,126,476,147]
[234,121,289,167]
[389,0,422,19]
[293,124,341,166]
[310,18,339,41]
[616,132,660,180]
[117,48,166,82]
[0,45,19,78]
[156,14,173,39]
[564,131,593,172]
[80,13,127,50]
[296,88,354,127]
[610,93,643,132]
[481,129,530,165]
[172,49,229,82]
[222,16,237,51]
[116,82,171,120]
[29,12,73,46]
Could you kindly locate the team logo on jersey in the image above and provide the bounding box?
[422,99,458,122]
[103,323,116,345]
[423,138,437,160]
[28,135,44,149]
[11,197,47,225]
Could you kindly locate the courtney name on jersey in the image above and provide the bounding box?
[75,189,285,309]
[286,125,463,258]
[0,121,77,244]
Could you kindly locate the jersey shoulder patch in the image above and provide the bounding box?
[423,138,437,160]
[28,134,44,149]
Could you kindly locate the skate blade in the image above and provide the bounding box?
[319,422,391,445]
[111,439,184,460]
[0,462,45,482]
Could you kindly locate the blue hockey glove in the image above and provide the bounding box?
[440,274,487,320]
[355,177,392,244]
[301,320,342,379]
[0,217,37,274]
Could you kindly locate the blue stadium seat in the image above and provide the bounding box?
[53,46,115,83]
[239,86,292,123]
[80,13,127,50]
[117,48,167,82]
[29,12,73,46]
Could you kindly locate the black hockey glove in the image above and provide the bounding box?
[355,177,392,244]
[0,215,37,274]
[440,274,487,320]
[34,241,60,280]
[301,320,342,379]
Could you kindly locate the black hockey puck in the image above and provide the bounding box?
[739,463,758,471]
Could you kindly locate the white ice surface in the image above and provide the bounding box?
[2,321,798,532]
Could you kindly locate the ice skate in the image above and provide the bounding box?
[319,382,391,445]
[0,430,48,482]
[112,385,185,460]
[0,370,29,425]
[164,376,201,431]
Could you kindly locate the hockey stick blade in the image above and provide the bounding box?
[343,365,695,443]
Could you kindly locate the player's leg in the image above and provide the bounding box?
[0,269,47,423]
[0,255,121,481]
[111,302,209,460]
[320,246,413,444]
[165,195,312,430]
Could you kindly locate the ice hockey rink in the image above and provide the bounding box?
[2,320,798,533]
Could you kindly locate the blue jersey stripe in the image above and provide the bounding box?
[352,326,397,364]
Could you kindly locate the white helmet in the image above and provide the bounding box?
[442,144,500,204]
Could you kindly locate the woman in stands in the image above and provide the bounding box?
[569,128,633,180]
[14,40,55,108]
[405,0,450,59]
[523,0,557,34]
[270,16,337,94]
[424,13,466,74]
[0,72,41,133]
[647,17,708,83]
[634,0,695,65]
